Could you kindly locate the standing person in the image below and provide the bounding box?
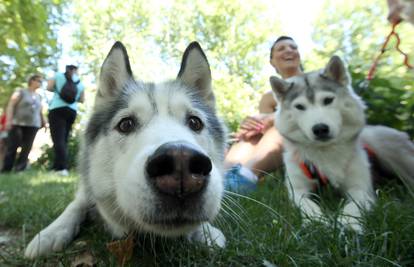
[224,36,304,193]
[1,75,46,173]
[47,65,85,176]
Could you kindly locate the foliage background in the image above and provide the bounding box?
[70,0,283,131]
[0,0,413,134]
[70,0,414,133]
[308,0,414,136]
[0,0,65,109]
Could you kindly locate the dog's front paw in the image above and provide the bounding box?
[302,214,329,227]
[338,215,363,233]
[24,225,76,259]
[187,223,226,248]
[296,197,323,218]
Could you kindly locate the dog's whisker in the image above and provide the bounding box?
[220,198,248,224]
[220,200,243,220]
[216,208,247,234]
[218,202,245,229]
[150,232,158,259]
[212,216,230,233]
[222,194,249,217]
[224,190,297,234]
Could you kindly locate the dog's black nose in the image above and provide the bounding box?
[312,123,330,140]
[146,141,212,197]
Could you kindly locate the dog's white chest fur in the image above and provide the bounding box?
[289,141,368,188]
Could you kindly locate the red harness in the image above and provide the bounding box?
[299,144,376,189]
[0,113,6,132]
[299,160,329,187]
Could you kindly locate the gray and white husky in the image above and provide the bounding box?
[270,56,414,232]
[25,41,227,258]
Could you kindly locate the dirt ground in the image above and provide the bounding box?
[0,226,24,263]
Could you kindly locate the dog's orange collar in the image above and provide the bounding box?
[299,160,329,189]
[298,144,376,190]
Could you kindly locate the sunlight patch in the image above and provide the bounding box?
[28,175,76,186]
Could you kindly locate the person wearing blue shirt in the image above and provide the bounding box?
[47,65,85,176]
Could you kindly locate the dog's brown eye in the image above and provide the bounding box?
[323,97,334,106]
[117,117,136,133]
[295,104,306,111]
[188,116,204,132]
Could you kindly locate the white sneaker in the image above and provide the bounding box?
[55,169,69,176]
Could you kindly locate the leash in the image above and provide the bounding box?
[366,21,413,81]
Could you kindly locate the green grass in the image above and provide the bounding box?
[0,170,413,266]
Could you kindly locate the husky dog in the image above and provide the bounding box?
[270,55,414,231]
[25,41,227,258]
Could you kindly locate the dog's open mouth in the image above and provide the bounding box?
[142,199,210,225]
[144,214,208,229]
[315,136,332,142]
[156,217,200,226]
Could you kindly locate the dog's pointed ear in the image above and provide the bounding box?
[96,41,133,107]
[270,76,290,100]
[177,42,215,108]
[322,55,350,86]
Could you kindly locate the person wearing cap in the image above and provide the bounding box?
[47,65,85,176]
